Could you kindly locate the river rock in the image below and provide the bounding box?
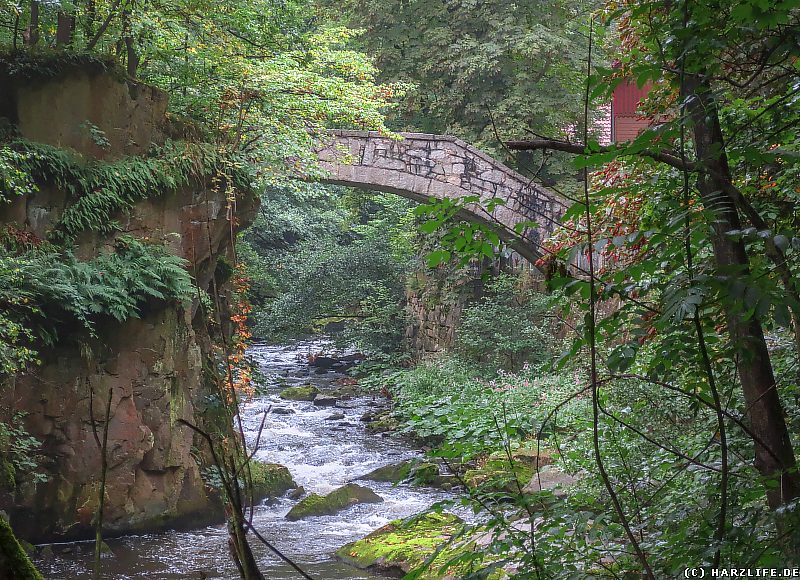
[335,512,464,576]
[250,462,297,501]
[279,385,320,401]
[288,486,306,500]
[522,466,578,498]
[271,406,295,415]
[325,412,345,421]
[358,459,420,483]
[330,383,360,400]
[365,417,400,434]
[312,395,337,407]
[308,355,337,370]
[361,409,389,423]
[309,353,364,372]
[285,483,383,521]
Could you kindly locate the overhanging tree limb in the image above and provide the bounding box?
[505,137,692,172]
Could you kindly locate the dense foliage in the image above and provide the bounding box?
[243,186,415,355]
[331,0,603,184]
[400,0,800,576]
[2,0,800,577]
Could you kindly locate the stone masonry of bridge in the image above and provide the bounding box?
[314,130,567,264]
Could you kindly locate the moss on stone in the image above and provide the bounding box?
[410,462,441,485]
[279,385,320,401]
[285,483,382,521]
[464,457,534,493]
[335,512,464,577]
[0,458,15,491]
[0,514,44,579]
[364,417,399,434]
[359,460,418,483]
[248,461,296,501]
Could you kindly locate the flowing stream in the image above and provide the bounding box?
[35,341,453,579]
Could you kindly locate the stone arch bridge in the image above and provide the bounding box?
[314,130,567,264]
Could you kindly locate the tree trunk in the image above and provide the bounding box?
[122,9,139,78]
[25,1,39,46]
[684,74,800,510]
[55,11,74,46]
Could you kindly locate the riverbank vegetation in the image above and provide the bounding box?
[2,0,800,578]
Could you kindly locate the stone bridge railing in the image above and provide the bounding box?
[314,130,567,264]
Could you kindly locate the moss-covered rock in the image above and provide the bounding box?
[285,483,383,521]
[358,460,419,483]
[279,385,320,401]
[410,462,441,485]
[249,461,297,501]
[498,446,553,470]
[335,512,464,577]
[464,457,534,493]
[364,412,400,434]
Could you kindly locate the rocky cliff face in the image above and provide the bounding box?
[0,63,257,542]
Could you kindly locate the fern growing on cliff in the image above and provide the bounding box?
[1,138,253,243]
[0,235,194,367]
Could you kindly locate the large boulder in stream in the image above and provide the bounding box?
[358,460,420,483]
[279,385,320,401]
[359,460,457,489]
[285,483,382,521]
[312,395,337,407]
[250,462,297,501]
[335,512,464,577]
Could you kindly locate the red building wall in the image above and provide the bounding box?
[611,81,652,142]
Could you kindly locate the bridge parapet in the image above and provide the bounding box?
[314,130,567,263]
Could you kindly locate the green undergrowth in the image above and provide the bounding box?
[386,356,586,459]
[0,138,253,243]
[375,346,800,576]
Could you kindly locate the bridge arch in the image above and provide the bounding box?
[314,130,567,264]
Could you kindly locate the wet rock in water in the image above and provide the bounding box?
[360,409,399,433]
[39,545,54,561]
[310,353,364,372]
[365,417,400,434]
[409,462,445,486]
[330,383,360,400]
[324,412,345,421]
[99,540,114,558]
[279,385,320,401]
[308,355,337,370]
[358,459,421,483]
[285,483,383,521]
[335,512,464,577]
[312,395,337,407]
[18,538,35,556]
[359,410,378,422]
[249,461,298,501]
[271,406,295,415]
[288,486,306,500]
